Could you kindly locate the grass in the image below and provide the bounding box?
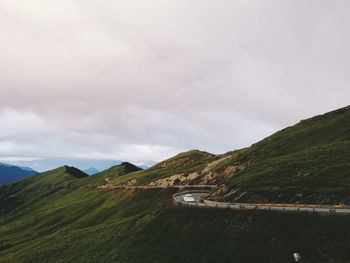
[7,166,88,189]
[213,105,350,203]
[1,186,350,262]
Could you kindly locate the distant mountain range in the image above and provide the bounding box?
[0,162,38,185]
[0,159,154,183]
[0,159,157,173]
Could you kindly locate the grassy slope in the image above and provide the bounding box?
[79,162,142,186]
[1,187,350,263]
[213,105,350,203]
[7,166,88,189]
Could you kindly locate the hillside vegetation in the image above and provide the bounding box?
[7,166,87,189]
[209,105,350,204]
[1,186,350,263]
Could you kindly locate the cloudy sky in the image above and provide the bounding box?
[0,0,349,171]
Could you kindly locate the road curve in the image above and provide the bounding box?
[173,191,350,214]
[98,185,216,189]
[98,186,350,214]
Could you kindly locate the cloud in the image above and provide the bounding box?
[0,0,349,165]
[0,157,43,162]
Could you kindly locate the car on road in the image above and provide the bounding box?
[183,194,195,202]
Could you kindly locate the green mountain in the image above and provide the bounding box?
[0,105,350,262]
[81,162,142,185]
[207,105,350,204]
[4,165,87,190]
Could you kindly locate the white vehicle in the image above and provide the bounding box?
[183,194,195,202]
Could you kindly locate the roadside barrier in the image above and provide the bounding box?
[173,190,350,214]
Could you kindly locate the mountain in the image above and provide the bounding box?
[83,167,100,175]
[207,105,350,204]
[0,163,38,185]
[0,105,350,262]
[105,105,349,205]
[0,159,124,173]
[8,165,88,189]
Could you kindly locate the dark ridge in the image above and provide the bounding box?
[120,162,143,173]
[64,166,88,178]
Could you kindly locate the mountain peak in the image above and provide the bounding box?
[120,162,142,172]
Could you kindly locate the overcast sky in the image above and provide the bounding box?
[0,0,349,169]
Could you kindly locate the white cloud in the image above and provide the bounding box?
[0,109,50,137]
[0,0,349,164]
[0,156,43,162]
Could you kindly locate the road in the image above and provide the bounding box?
[174,192,205,203]
[99,185,350,214]
[173,191,350,214]
[98,185,215,189]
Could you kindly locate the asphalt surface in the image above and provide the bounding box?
[174,192,205,203]
[98,185,215,189]
[99,185,350,214]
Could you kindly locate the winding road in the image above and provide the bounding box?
[173,190,350,214]
[98,185,215,189]
[99,185,350,214]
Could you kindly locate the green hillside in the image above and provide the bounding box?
[209,105,350,204]
[1,185,350,263]
[9,166,88,189]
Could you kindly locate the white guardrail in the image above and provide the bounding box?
[173,190,350,214]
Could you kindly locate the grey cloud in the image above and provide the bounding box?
[0,0,349,166]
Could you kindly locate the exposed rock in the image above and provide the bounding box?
[160,157,191,168]
[148,171,204,187]
[201,155,231,174]
[127,179,137,186]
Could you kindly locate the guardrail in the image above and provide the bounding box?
[99,185,216,189]
[173,190,350,214]
[173,190,210,197]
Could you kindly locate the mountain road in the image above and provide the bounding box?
[173,190,350,214]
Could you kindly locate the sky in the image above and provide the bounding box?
[0,0,349,171]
